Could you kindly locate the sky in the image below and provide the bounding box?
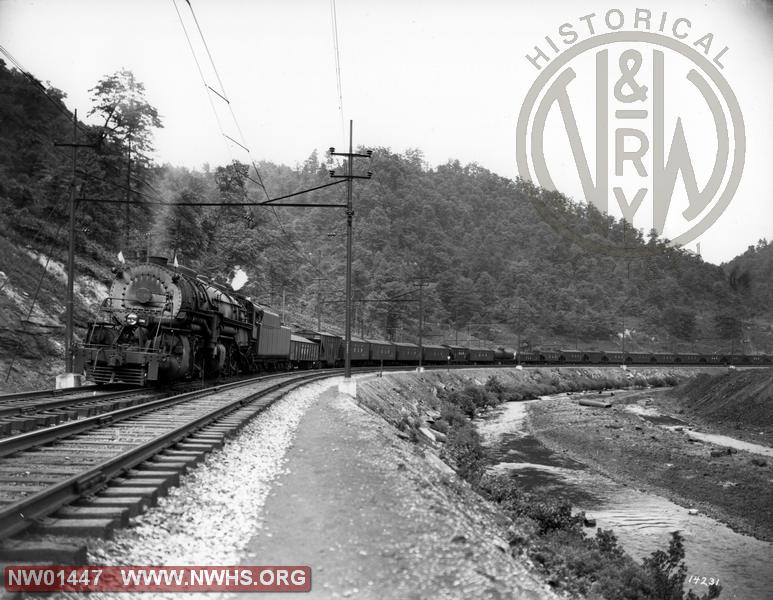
[1,0,771,264]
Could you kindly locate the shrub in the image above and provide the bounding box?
[643,531,721,599]
[446,389,477,418]
[444,421,486,484]
[437,401,467,431]
[495,384,525,402]
[485,375,506,399]
[464,383,498,411]
[476,474,722,599]
[648,375,667,387]
[477,473,526,511]
[594,528,624,561]
[592,562,653,599]
[527,500,585,535]
[663,374,680,387]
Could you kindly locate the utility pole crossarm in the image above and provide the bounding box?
[328,121,373,382]
[413,278,429,368]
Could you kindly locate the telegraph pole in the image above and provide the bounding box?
[312,277,326,331]
[414,278,428,368]
[54,109,97,376]
[330,121,372,386]
[515,301,521,364]
[124,139,131,255]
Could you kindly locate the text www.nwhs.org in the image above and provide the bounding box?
[5,565,311,592]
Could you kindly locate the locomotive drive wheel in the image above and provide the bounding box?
[224,344,240,377]
[158,333,192,380]
[245,352,259,374]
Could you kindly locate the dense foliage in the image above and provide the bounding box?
[723,240,773,315]
[1,59,771,354]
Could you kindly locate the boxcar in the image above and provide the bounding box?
[423,344,450,364]
[395,342,421,364]
[558,350,583,363]
[674,353,700,364]
[295,329,343,368]
[445,345,469,363]
[257,310,291,361]
[469,348,494,363]
[650,353,675,363]
[537,350,560,363]
[602,351,625,363]
[349,337,370,362]
[368,339,396,363]
[290,334,319,369]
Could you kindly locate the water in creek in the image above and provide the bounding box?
[480,398,773,600]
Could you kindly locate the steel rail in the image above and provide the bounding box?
[0,384,132,403]
[0,388,160,420]
[0,370,338,540]
[0,370,326,459]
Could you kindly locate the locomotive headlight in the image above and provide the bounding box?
[126,313,139,326]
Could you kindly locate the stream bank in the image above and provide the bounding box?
[480,393,773,600]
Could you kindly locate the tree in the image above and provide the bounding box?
[642,531,721,599]
[663,307,696,341]
[88,69,163,254]
[88,69,163,163]
[714,314,742,351]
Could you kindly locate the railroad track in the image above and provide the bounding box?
[0,373,307,440]
[0,388,169,439]
[0,383,135,403]
[0,369,340,554]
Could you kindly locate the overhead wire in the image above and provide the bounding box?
[178,0,269,198]
[182,0,269,194]
[0,44,91,138]
[329,0,346,146]
[170,0,233,162]
[171,0,336,278]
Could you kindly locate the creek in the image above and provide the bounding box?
[479,396,773,600]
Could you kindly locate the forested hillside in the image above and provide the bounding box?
[724,241,773,315]
[1,58,771,390]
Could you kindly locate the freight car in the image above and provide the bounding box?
[514,350,771,366]
[294,329,343,368]
[290,334,319,370]
[75,258,771,387]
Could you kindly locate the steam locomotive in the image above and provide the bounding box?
[75,257,771,386]
[76,257,292,385]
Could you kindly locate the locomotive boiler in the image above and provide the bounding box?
[75,257,290,385]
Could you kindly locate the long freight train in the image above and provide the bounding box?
[75,258,771,386]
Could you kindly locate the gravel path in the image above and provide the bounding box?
[234,379,559,600]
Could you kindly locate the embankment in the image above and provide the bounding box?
[357,366,718,599]
[666,368,773,446]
